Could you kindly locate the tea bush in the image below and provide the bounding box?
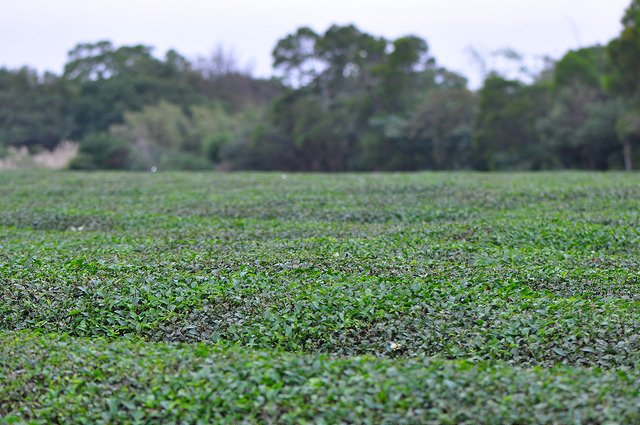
[1,171,640,422]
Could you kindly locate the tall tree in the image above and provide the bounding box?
[407,86,476,169]
[474,75,551,170]
[0,67,73,151]
[536,46,616,169]
[272,27,322,87]
[63,41,202,140]
[377,36,431,112]
[194,45,282,111]
[607,0,640,170]
[267,24,450,171]
[270,25,389,170]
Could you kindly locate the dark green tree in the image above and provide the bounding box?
[407,87,476,169]
[269,25,389,170]
[537,46,616,169]
[607,0,640,169]
[0,67,73,151]
[69,132,130,170]
[64,41,202,140]
[377,36,431,112]
[267,24,450,171]
[474,75,551,170]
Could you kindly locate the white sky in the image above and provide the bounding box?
[0,0,630,87]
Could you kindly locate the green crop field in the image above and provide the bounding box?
[1,171,640,423]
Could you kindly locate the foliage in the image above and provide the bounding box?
[473,75,552,170]
[2,1,640,170]
[607,1,640,99]
[62,41,206,140]
[0,68,73,151]
[1,171,640,421]
[194,45,283,111]
[71,102,252,170]
[261,24,476,171]
[534,46,620,169]
[607,0,640,169]
[553,47,608,89]
[68,133,130,170]
[407,87,476,170]
[2,331,640,424]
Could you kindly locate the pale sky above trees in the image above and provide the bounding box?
[0,0,629,87]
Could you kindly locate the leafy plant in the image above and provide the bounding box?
[1,171,640,422]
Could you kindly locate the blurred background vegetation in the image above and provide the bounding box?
[1,0,639,171]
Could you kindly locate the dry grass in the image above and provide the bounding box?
[0,142,79,170]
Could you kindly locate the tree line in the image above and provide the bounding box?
[1,0,639,171]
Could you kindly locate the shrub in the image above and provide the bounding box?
[68,132,130,169]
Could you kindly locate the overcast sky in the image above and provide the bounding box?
[0,0,630,87]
